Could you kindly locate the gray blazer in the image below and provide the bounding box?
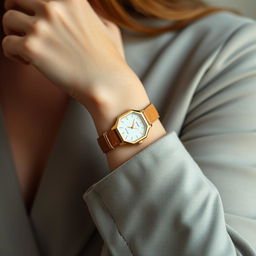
[0,10,256,256]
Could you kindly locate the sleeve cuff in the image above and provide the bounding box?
[83,131,179,255]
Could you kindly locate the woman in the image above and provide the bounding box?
[0,0,255,255]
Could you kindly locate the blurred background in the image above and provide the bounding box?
[206,0,256,19]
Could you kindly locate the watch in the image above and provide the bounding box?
[97,103,160,153]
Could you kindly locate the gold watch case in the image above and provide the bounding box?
[111,109,152,145]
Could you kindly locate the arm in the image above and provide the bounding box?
[87,67,167,172]
[83,22,256,255]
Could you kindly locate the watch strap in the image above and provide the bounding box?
[97,129,122,153]
[143,103,160,125]
[97,103,159,153]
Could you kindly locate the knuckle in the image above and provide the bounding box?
[41,1,63,19]
[22,36,38,55]
[31,19,47,35]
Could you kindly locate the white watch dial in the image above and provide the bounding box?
[117,111,149,143]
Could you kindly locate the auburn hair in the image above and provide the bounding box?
[89,0,242,37]
[0,1,243,40]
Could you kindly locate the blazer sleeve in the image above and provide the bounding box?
[82,21,256,256]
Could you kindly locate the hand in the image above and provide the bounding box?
[1,0,128,106]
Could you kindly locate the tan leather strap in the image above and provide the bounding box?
[143,103,160,124]
[97,103,159,153]
[97,129,123,153]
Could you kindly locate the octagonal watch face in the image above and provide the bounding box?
[117,111,149,143]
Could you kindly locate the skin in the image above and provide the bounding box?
[0,55,71,210]
[1,0,167,172]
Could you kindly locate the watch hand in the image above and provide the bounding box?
[131,119,135,129]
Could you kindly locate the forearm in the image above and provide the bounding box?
[84,67,167,171]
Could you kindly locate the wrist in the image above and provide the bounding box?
[90,88,167,170]
[83,70,168,171]
[92,88,152,137]
[85,71,152,136]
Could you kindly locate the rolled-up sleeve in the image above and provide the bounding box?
[83,21,256,256]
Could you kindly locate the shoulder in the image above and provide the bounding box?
[173,11,256,61]
[184,12,256,91]
[123,11,256,97]
[124,11,256,69]
[181,11,256,45]
[163,11,256,93]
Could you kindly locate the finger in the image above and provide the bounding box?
[8,53,30,65]
[2,35,30,64]
[2,9,35,36]
[4,0,42,15]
